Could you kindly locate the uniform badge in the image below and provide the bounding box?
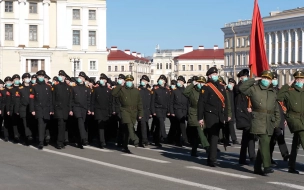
[201,90,205,94]
[46,88,48,90]
[151,91,154,94]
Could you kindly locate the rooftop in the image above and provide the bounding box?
[107,47,149,62]
[174,48,224,60]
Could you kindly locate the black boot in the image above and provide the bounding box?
[288,168,300,174]
[264,167,274,174]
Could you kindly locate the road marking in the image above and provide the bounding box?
[85,145,114,152]
[187,166,255,179]
[122,154,170,163]
[39,148,225,190]
[280,169,304,174]
[268,182,304,190]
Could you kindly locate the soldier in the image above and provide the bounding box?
[91,73,113,149]
[234,69,256,165]
[197,67,229,167]
[240,70,280,175]
[30,70,53,150]
[31,74,37,85]
[52,70,72,149]
[170,76,189,146]
[150,75,170,147]
[44,74,51,84]
[183,76,209,157]
[17,73,33,145]
[270,72,289,166]
[71,72,91,148]
[0,80,4,138]
[3,77,12,141]
[187,79,192,86]
[10,74,22,143]
[277,71,304,174]
[112,74,143,153]
[167,80,177,144]
[137,75,152,147]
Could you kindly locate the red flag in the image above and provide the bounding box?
[249,0,269,77]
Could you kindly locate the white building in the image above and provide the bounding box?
[221,7,304,85]
[0,0,107,79]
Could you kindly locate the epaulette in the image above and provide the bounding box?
[289,88,294,91]
[19,86,24,89]
[0,87,4,90]
[201,89,205,94]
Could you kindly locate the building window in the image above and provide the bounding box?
[129,66,132,71]
[5,24,13,41]
[225,40,229,48]
[169,63,172,69]
[221,65,224,69]
[76,61,81,70]
[5,1,13,12]
[237,55,241,65]
[190,65,193,71]
[29,2,37,13]
[89,31,96,46]
[121,66,124,72]
[89,10,96,20]
[31,60,38,73]
[237,38,240,47]
[243,55,246,65]
[160,63,162,69]
[73,30,80,45]
[108,66,111,71]
[242,38,245,47]
[29,25,38,41]
[166,63,168,69]
[226,55,230,66]
[206,65,210,70]
[115,66,118,71]
[89,61,96,70]
[182,65,185,71]
[198,65,202,71]
[157,63,159,69]
[73,9,80,20]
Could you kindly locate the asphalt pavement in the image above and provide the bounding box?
[0,119,304,190]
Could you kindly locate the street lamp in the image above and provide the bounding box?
[70,57,80,77]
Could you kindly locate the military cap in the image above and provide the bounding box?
[141,75,150,82]
[100,73,108,80]
[293,70,304,78]
[31,74,37,79]
[65,75,71,81]
[125,75,134,81]
[177,76,186,83]
[206,67,218,76]
[36,70,46,76]
[228,78,236,84]
[53,76,59,82]
[0,79,4,84]
[237,69,249,78]
[197,76,206,83]
[187,79,192,84]
[96,80,100,85]
[71,77,77,83]
[12,74,20,80]
[4,76,12,82]
[272,72,278,79]
[58,70,67,77]
[22,73,31,79]
[78,71,87,78]
[171,80,177,85]
[260,70,273,80]
[218,76,226,85]
[118,74,126,80]
[158,75,167,83]
[89,78,95,84]
[45,74,51,80]
[146,84,151,89]
[192,76,199,82]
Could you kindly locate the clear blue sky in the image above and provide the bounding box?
[107,0,302,56]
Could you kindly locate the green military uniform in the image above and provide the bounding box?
[112,75,143,151]
[277,71,304,174]
[239,70,280,175]
[183,76,209,156]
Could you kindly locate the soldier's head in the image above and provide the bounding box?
[228,78,236,90]
[0,79,4,88]
[12,74,21,86]
[44,74,51,83]
[99,73,108,86]
[4,76,12,87]
[157,75,167,86]
[196,76,206,89]
[271,72,278,87]
[22,73,31,84]
[31,74,37,84]
[260,70,273,87]
[237,69,249,82]
[170,80,177,89]
[140,75,150,87]
[206,67,218,82]
[77,71,87,84]
[125,75,134,88]
[118,74,126,85]
[177,76,186,88]
[218,76,226,85]
[58,70,67,82]
[65,75,71,85]
[293,70,304,88]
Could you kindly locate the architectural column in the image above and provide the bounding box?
[18,0,27,47]
[97,7,106,51]
[281,31,285,63]
[43,0,50,48]
[82,7,88,50]
[288,30,292,64]
[274,32,278,64]
[56,0,67,48]
[268,33,272,64]
[302,29,304,63]
[295,29,298,63]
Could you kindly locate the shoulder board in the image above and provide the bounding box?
[201,89,205,94]
[52,87,54,91]
[150,90,154,94]
[19,86,24,89]
[0,87,4,90]
[173,88,176,90]
[7,87,13,89]
[289,88,294,90]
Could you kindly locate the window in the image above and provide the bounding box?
[29,25,38,41]
[226,55,230,66]
[166,63,168,69]
[5,1,13,12]
[73,9,80,20]
[129,66,132,71]
[73,30,80,45]
[198,65,202,71]
[182,65,185,71]
[206,65,210,70]
[157,63,159,69]
[5,24,13,41]
[89,10,96,20]
[89,31,96,46]
[115,66,118,71]
[108,66,111,71]
[237,55,241,65]
[169,63,172,69]
[213,65,216,68]
[29,2,37,13]
[160,63,162,69]
[89,61,96,70]
[190,65,193,71]
[31,60,38,73]
[121,66,124,72]
[221,65,224,69]
[225,40,229,48]
[75,61,80,70]
[242,38,245,46]
[237,38,240,47]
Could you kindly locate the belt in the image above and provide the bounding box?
[252,109,274,114]
[288,111,304,116]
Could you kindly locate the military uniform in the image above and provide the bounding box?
[277,71,304,174]
[2,77,12,141]
[112,75,143,153]
[167,80,178,144]
[183,76,209,157]
[239,70,280,175]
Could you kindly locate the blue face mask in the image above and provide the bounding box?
[197,83,202,89]
[227,84,233,90]
[126,81,133,88]
[100,80,105,85]
[58,76,63,82]
[77,78,82,83]
[24,79,30,83]
[38,77,44,82]
[171,85,176,89]
[295,82,304,88]
[177,83,182,87]
[117,79,123,85]
[31,79,36,84]
[261,79,270,87]
[6,83,12,87]
[158,80,164,86]
[242,77,248,82]
[211,75,218,82]
[272,79,278,86]
[14,80,20,85]
[140,81,146,86]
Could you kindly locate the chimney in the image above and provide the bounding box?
[124,49,130,55]
[111,46,117,51]
[198,45,204,50]
[132,52,137,57]
[213,45,218,50]
[137,53,142,58]
[184,46,193,53]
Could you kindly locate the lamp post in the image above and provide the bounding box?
[70,57,80,77]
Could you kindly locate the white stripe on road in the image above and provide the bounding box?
[39,148,225,190]
[268,182,304,190]
[187,166,255,179]
[122,154,170,163]
[85,145,114,152]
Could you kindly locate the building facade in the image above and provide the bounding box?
[0,0,107,79]
[221,7,304,85]
[107,46,151,86]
